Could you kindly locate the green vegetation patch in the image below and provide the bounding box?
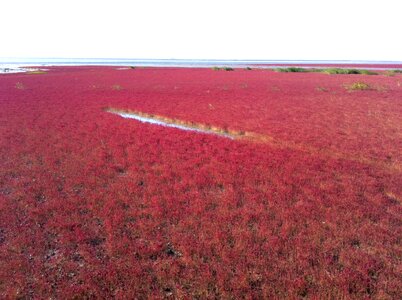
[276,67,308,73]
[323,68,378,75]
[212,66,234,71]
[275,67,378,75]
[346,82,371,91]
[27,70,47,75]
[385,69,402,76]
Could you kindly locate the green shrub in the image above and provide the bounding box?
[385,70,402,76]
[276,67,308,73]
[346,82,371,90]
[273,67,379,75]
[213,66,234,71]
[359,69,378,75]
[27,70,47,75]
[324,68,377,75]
[324,68,350,74]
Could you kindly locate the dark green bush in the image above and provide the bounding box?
[276,67,308,73]
[324,68,378,75]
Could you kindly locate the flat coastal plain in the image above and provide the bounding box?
[0,66,401,298]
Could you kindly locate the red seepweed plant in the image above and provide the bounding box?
[0,66,401,298]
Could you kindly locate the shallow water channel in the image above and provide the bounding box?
[108,110,235,139]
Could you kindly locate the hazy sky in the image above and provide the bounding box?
[1,0,401,60]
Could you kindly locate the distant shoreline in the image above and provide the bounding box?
[1,58,402,67]
[1,59,402,74]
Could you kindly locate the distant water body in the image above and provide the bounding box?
[1,58,401,73]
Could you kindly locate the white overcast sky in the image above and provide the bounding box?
[1,0,401,61]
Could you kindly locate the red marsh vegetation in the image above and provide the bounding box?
[0,66,401,298]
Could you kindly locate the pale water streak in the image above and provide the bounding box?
[0,64,45,74]
[109,110,234,139]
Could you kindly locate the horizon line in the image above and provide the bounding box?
[1,57,402,63]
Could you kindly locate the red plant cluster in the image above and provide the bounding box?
[0,66,401,298]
